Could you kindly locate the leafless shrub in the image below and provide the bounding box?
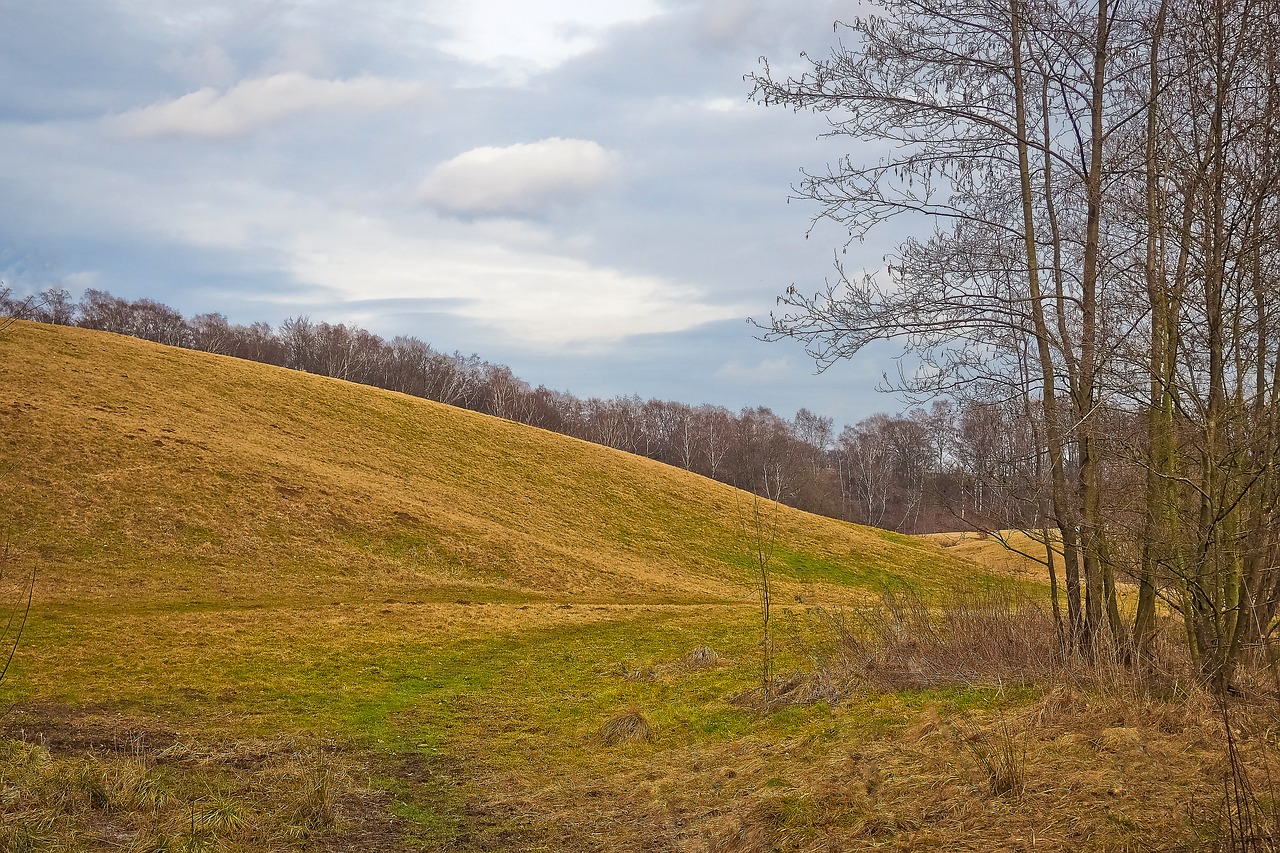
[1194,697,1280,853]
[827,590,1061,691]
[825,588,1207,699]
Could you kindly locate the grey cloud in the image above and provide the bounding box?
[0,0,898,429]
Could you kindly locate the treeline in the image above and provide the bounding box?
[2,285,1038,534]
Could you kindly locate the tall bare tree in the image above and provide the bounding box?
[751,0,1280,685]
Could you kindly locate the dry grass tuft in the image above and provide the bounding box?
[599,709,654,746]
[730,672,837,713]
[710,791,817,852]
[954,713,1027,799]
[684,645,722,669]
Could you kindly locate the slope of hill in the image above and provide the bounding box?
[918,530,1058,585]
[1,321,990,609]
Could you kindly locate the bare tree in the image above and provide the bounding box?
[752,0,1280,686]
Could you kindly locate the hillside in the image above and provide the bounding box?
[918,530,1058,585]
[1,321,991,610]
[0,322,1046,850]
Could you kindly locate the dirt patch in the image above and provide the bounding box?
[319,757,412,853]
[0,701,421,852]
[3,700,179,756]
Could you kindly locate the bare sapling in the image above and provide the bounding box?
[742,493,781,697]
[0,536,34,694]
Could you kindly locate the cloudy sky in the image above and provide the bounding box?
[1,0,911,429]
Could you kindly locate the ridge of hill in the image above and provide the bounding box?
[0,321,995,611]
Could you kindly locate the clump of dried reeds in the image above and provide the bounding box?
[684,646,722,669]
[828,589,1061,692]
[600,709,655,746]
[954,713,1027,799]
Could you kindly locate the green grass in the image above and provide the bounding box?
[2,322,1154,850]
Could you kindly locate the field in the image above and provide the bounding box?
[0,322,1269,851]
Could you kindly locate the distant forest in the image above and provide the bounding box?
[3,285,1041,535]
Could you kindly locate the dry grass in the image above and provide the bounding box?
[819,587,1195,701]
[0,713,369,852]
[920,529,1061,586]
[378,592,1280,851]
[954,713,1027,799]
[684,646,722,669]
[465,681,1276,851]
[0,322,996,614]
[600,709,655,746]
[823,589,1062,691]
[10,322,1264,850]
[834,591,1054,691]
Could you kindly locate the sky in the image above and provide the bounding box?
[0,0,913,430]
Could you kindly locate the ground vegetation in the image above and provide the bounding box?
[1,285,1082,535]
[0,323,1275,849]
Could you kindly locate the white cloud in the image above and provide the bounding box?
[428,0,664,80]
[6,137,730,346]
[161,43,237,87]
[419,138,619,217]
[282,214,737,347]
[704,97,748,113]
[110,72,429,138]
[63,270,102,290]
[697,0,761,44]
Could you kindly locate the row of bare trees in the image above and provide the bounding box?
[2,284,1044,534]
[753,0,1280,687]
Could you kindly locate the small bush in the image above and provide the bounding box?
[600,709,654,746]
[830,590,1060,691]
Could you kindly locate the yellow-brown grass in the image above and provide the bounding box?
[919,530,1058,585]
[6,322,1255,851]
[600,709,655,746]
[1,322,992,610]
[0,321,1014,848]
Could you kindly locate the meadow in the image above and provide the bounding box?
[0,323,1270,851]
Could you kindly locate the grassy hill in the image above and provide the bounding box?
[917,530,1058,586]
[0,322,1236,852]
[2,322,983,611]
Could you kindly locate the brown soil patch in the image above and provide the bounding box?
[0,701,417,851]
